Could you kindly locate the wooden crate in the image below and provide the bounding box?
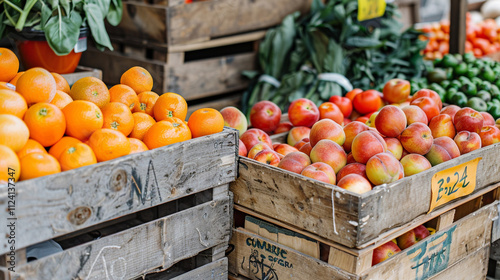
[61,66,102,86]
[106,0,312,46]
[80,32,262,100]
[228,198,498,280]
[231,136,500,249]
[0,128,238,276]
[145,257,229,279]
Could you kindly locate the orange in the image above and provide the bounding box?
[49,136,82,160]
[8,71,24,86]
[133,91,159,116]
[143,117,191,149]
[0,145,20,183]
[24,103,66,147]
[17,139,46,159]
[70,76,110,108]
[0,48,19,82]
[88,128,131,162]
[101,102,135,136]
[109,84,139,111]
[187,108,224,138]
[62,100,104,141]
[130,112,156,140]
[120,66,153,94]
[16,67,57,105]
[51,72,71,94]
[128,138,149,154]
[153,92,188,121]
[59,143,97,171]
[0,82,16,91]
[0,89,27,118]
[50,90,73,110]
[19,152,60,181]
[0,114,30,152]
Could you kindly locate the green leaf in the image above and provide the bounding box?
[107,0,122,26]
[84,3,113,51]
[48,0,59,9]
[87,0,111,20]
[345,37,382,48]
[60,0,70,16]
[44,8,80,55]
[40,3,52,29]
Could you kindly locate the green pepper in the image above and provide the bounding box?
[478,90,492,102]
[475,59,485,69]
[450,92,468,107]
[487,101,494,112]
[461,82,477,97]
[495,79,500,89]
[442,54,459,68]
[427,69,447,84]
[449,80,462,90]
[479,81,492,91]
[440,80,451,89]
[467,97,487,111]
[458,76,471,85]
[463,52,475,64]
[454,62,468,76]
[445,88,458,103]
[488,103,500,119]
[492,85,500,98]
[471,77,483,86]
[466,67,480,79]
[493,99,500,106]
[480,67,496,82]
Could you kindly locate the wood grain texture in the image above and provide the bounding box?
[4,196,232,279]
[110,0,311,45]
[428,245,489,280]
[0,129,238,255]
[170,257,228,280]
[228,228,357,280]
[231,157,361,248]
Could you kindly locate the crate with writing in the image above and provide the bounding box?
[228,190,499,280]
[0,128,238,279]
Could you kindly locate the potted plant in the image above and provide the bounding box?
[0,0,122,73]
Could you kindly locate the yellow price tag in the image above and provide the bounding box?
[358,0,386,22]
[429,157,481,213]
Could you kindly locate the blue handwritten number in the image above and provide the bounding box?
[460,166,469,188]
[436,178,445,202]
[448,172,460,195]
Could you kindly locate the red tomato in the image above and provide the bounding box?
[474,38,491,54]
[328,96,353,118]
[318,102,344,125]
[473,48,483,57]
[345,88,363,102]
[353,90,383,115]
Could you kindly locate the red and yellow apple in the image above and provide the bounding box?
[287,126,311,147]
[410,89,443,110]
[273,143,298,156]
[479,125,500,147]
[343,121,370,152]
[277,151,311,174]
[249,100,281,133]
[440,105,461,122]
[410,96,440,122]
[220,106,248,136]
[319,102,343,125]
[480,112,495,126]
[351,130,387,164]
[309,119,346,147]
[253,149,281,166]
[336,163,368,182]
[425,137,461,166]
[375,105,407,137]
[396,225,430,250]
[454,131,481,155]
[384,138,403,160]
[238,139,248,157]
[366,152,401,186]
[383,79,411,104]
[288,98,319,127]
[240,128,273,151]
[301,162,336,184]
[402,105,428,125]
[454,107,484,133]
[372,241,402,266]
[400,154,432,176]
[247,142,273,159]
[428,114,456,139]
[399,123,433,155]
[274,121,293,134]
[310,139,347,173]
[337,174,372,194]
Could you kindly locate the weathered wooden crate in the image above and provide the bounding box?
[106,0,311,46]
[228,198,498,280]
[61,66,102,86]
[0,128,238,278]
[231,139,500,249]
[80,31,262,100]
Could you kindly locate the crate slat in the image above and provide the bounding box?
[429,245,489,280]
[0,128,238,255]
[170,257,228,280]
[1,196,231,279]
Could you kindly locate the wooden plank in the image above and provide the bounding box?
[362,202,496,279]
[231,157,361,248]
[1,196,232,279]
[61,66,102,86]
[328,247,372,275]
[429,245,489,280]
[449,0,467,54]
[170,257,228,280]
[0,129,238,255]
[168,31,266,53]
[427,209,456,231]
[228,228,357,280]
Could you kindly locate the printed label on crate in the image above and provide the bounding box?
[429,157,481,213]
[357,0,386,22]
[243,237,293,279]
[406,225,457,280]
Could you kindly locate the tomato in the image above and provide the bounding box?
[345,88,363,102]
[473,38,491,54]
[352,90,383,115]
[473,48,483,57]
[328,96,353,118]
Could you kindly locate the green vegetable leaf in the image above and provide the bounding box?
[40,3,53,30]
[84,3,113,51]
[60,0,70,16]
[107,0,123,26]
[44,7,80,55]
[87,0,111,20]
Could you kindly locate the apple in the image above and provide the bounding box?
[344,118,352,125]
[294,137,310,150]
[274,121,293,134]
[454,107,484,133]
[301,162,336,184]
[319,102,343,125]
[366,152,401,186]
[238,139,247,157]
[253,149,281,167]
[399,123,433,155]
[365,111,379,128]
[343,121,370,152]
[384,138,403,160]
[410,96,440,122]
[329,96,353,118]
[428,114,456,139]
[337,174,372,195]
[247,142,273,159]
[479,125,500,147]
[288,98,319,127]
[410,89,443,110]
[309,119,345,147]
[273,143,298,156]
[402,105,428,126]
[480,112,495,126]
[372,241,402,266]
[346,152,356,164]
[400,154,432,176]
[336,163,368,182]
[351,130,387,164]
[440,105,461,123]
[425,137,461,166]
[375,105,407,137]
[250,101,281,133]
[287,126,311,147]
[396,225,430,250]
[220,106,248,136]
[299,142,312,156]
[383,79,411,104]
[454,131,482,154]
[240,128,272,151]
[277,151,311,174]
[309,139,347,173]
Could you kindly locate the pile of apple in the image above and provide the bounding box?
[222,79,500,195]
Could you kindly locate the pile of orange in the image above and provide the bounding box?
[0,48,225,184]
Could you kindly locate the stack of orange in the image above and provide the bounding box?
[420,14,500,60]
[0,48,224,184]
